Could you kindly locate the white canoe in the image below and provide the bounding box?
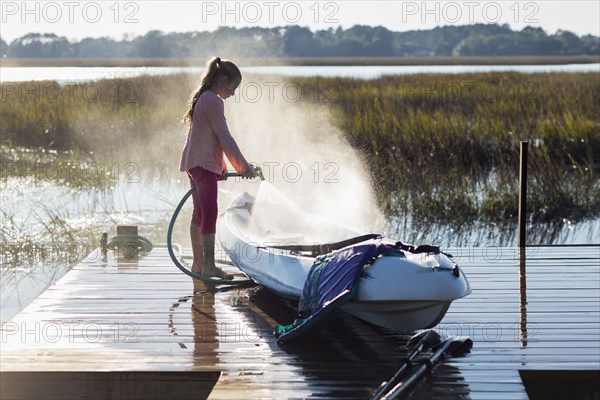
[218,193,471,332]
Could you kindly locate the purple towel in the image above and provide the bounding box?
[299,242,398,316]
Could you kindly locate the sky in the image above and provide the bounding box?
[1,0,599,43]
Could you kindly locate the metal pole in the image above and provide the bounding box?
[518,141,528,248]
[518,141,528,345]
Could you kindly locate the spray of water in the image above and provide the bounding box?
[218,73,387,245]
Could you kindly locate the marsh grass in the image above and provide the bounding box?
[310,72,600,223]
[1,74,192,153]
[0,176,183,270]
[1,68,597,311]
[1,71,599,239]
[0,204,97,268]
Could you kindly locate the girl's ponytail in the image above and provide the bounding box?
[201,56,221,93]
[183,56,222,125]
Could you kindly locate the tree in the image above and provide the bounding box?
[2,24,599,59]
[76,37,120,58]
[428,26,469,56]
[521,26,547,38]
[0,37,7,58]
[580,35,600,55]
[130,30,171,58]
[554,30,584,55]
[283,26,320,57]
[369,26,394,56]
[8,33,72,57]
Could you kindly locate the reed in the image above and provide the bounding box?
[1,74,192,154]
[2,72,598,226]
[0,206,98,268]
[313,72,600,223]
[0,175,183,269]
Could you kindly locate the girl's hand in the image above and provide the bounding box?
[241,164,262,179]
[241,164,257,179]
[217,173,228,181]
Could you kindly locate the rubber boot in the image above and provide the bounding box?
[201,233,233,280]
[190,224,204,275]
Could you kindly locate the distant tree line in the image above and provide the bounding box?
[1,24,598,58]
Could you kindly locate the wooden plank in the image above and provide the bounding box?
[1,245,598,400]
[0,371,220,400]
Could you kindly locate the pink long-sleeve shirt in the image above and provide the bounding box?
[179,90,248,175]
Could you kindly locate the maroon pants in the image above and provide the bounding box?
[186,166,218,235]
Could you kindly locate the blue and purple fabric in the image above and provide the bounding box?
[275,241,400,344]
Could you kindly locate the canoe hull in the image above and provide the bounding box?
[218,193,471,332]
[341,301,451,331]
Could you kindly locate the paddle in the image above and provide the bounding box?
[370,329,442,400]
[380,336,473,400]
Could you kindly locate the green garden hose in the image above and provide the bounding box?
[167,177,254,285]
[107,234,154,252]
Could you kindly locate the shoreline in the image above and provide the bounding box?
[2,55,599,68]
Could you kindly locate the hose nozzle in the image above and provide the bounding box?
[225,165,265,181]
[254,166,265,181]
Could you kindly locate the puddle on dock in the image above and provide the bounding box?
[185,244,595,399]
[167,281,446,398]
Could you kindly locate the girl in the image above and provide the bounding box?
[180,56,256,279]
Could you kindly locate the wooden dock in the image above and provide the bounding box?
[1,245,598,399]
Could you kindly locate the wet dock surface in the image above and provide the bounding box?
[1,245,599,399]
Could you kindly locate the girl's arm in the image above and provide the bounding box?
[205,94,251,175]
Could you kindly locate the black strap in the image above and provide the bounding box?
[270,233,383,256]
[395,241,453,258]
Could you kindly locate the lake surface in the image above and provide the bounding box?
[2,62,599,325]
[2,171,599,325]
[1,63,599,83]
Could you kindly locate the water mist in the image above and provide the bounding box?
[218,73,387,244]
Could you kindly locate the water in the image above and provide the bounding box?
[0,263,71,325]
[2,62,599,325]
[247,181,363,244]
[2,170,599,325]
[0,173,189,325]
[391,214,600,248]
[1,63,599,83]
